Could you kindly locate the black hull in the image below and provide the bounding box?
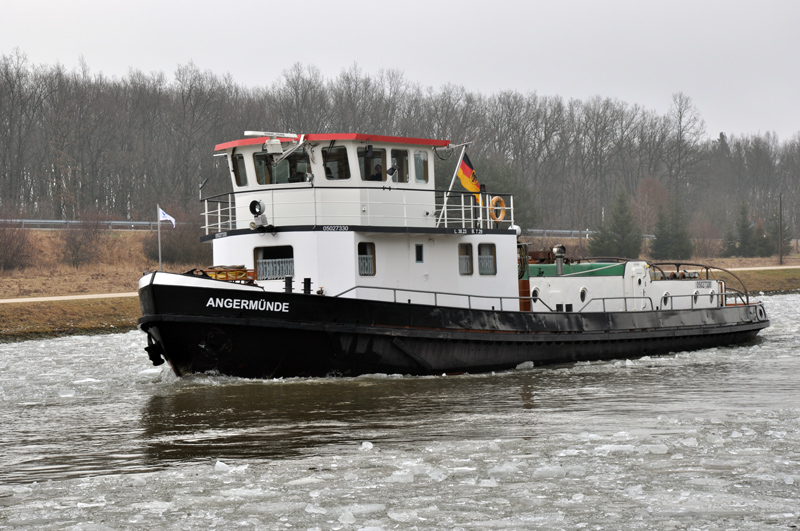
[138,273,770,379]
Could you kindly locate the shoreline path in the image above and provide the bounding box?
[1,265,799,305]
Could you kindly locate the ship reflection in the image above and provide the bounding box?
[141,372,542,463]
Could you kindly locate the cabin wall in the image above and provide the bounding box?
[529,276,627,312]
[350,233,518,309]
[222,144,440,230]
[527,260,725,313]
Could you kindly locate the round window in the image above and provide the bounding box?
[662,292,670,307]
[531,287,540,303]
[580,287,588,303]
[693,290,699,305]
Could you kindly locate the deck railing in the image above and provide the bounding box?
[200,186,515,235]
[330,284,750,313]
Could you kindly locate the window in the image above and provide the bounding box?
[580,287,588,303]
[358,242,376,276]
[458,243,473,275]
[414,151,429,183]
[415,244,424,263]
[390,149,409,183]
[478,244,496,275]
[273,148,312,183]
[359,147,387,182]
[255,246,294,280]
[253,153,272,185]
[322,146,350,180]
[232,153,248,187]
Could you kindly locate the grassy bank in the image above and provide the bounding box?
[1,231,799,342]
[2,266,797,343]
[0,297,141,341]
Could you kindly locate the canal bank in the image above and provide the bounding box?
[1,266,799,342]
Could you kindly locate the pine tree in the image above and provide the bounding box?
[753,218,772,257]
[669,202,694,259]
[588,192,642,258]
[649,208,672,260]
[735,201,756,257]
[766,210,792,257]
[722,229,738,257]
[650,202,693,260]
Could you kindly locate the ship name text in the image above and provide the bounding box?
[206,297,289,312]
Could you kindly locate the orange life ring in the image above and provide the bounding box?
[490,196,506,221]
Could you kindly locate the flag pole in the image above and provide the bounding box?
[157,204,162,271]
[436,145,467,228]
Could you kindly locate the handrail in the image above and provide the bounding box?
[200,185,517,235]
[331,283,750,314]
[576,289,748,313]
[649,261,750,305]
[0,219,172,231]
[332,285,520,311]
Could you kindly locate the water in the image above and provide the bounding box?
[1,295,799,530]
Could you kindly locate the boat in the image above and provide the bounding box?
[137,131,770,378]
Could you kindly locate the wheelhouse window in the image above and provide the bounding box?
[458,243,473,275]
[232,153,248,187]
[273,147,312,183]
[358,242,376,276]
[478,243,497,275]
[414,150,429,183]
[255,246,294,280]
[322,146,351,180]
[358,147,387,182]
[253,152,272,185]
[390,149,409,183]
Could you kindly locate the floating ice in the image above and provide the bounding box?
[533,466,566,479]
[594,444,635,456]
[488,461,518,476]
[388,509,418,522]
[286,476,324,486]
[359,441,374,451]
[516,361,534,370]
[214,460,231,473]
[387,471,414,483]
[637,444,669,455]
[338,510,356,524]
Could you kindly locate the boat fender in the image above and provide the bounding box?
[756,305,766,321]
[490,196,506,221]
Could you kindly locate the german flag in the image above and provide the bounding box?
[457,153,481,203]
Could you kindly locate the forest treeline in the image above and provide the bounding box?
[2,50,799,242]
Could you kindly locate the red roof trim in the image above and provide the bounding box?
[214,133,450,151]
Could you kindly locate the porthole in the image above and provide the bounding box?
[693,290,699,305]
[637,278,642,286]
[580,287,588,303]
[662,292,670,308]
[709,290,716,303]
[531,287,540,304]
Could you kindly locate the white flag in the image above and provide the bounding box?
[158,207,176,228]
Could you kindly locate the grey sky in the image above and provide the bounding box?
[2,0,798,140]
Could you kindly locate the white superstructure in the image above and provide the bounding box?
[204,133,519,310]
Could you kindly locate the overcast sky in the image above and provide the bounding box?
[2,0,798,140]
